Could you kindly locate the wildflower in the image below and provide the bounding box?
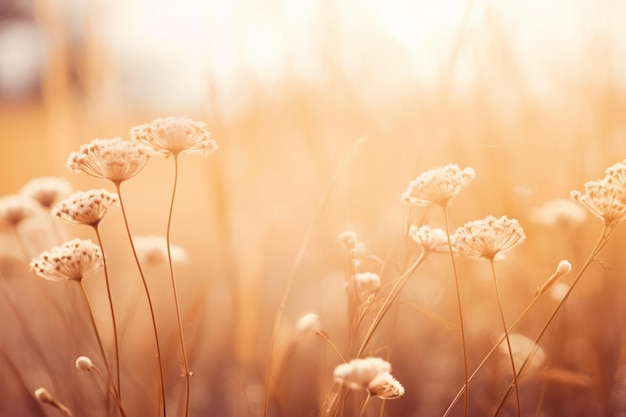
[333,357,392,390]
[52,189,119,227]
[132,235,188,266]
[571,178,626,227]
[604,159,626,188]
[367,372,405,399]
[75,356,93,371]
[295,313,321,336]
[408,224,450,253]
[401,164,475,207]
[498,333,546,372]
[20,177,73,210]
[0,194,38,228]
[34,387,73,417]
[536,260,572,296]
[66,138,153,184]
[354,272,381,303]
[130,116,217,158]
[30,238,103,282]
[454,215,525,261]
[529,199,587,227]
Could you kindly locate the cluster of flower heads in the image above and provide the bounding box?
[130,116,217,157]
[30,238,103,282]
[571,160,626,227]
[333,357,405,399]
[408,224,449,253]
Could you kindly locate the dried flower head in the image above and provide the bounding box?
[34,387,54,404]
[75,356,93,371]
[604,160,626,188]
[536,259,572,296]
[498,332,546,372]
[354,272,381,303]
[133,235,188,266]
[571,178,626,227]
[0,194,39,228]
[408,224,450,253]
[454,215,525,261]
[52,189,119,227]
[529,199,587,227]
[130,116,217,157]
[401,164,475,207]
[295,313,321,336]
[367,372,405,399]
[333,357,392,390]
[66,138,153,184]
[20,177,73,209]
[30,238,103,282]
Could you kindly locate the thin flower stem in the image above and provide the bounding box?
[315,331,348,363]
[12,226,31,261]
[94,226,121,400]
[356,253,425,358]
[489,258,521,417]
[492,224,612,416]
[442,206,469,417]
[89,363,129,417]
[359,394,372,417]
[77,282,119,405]
[166,155,191,417]
[115,183,167,417]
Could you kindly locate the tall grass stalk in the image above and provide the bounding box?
[115,184,167,417]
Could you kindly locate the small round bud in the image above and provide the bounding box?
[75,356,93,371]
[556,260,572,276]
[34,387,54,404]
[295,313,321,337]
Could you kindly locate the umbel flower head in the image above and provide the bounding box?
[354,272,381,303]
[529,198,587,227]
[30,238,103,282]
[408,224,450,253]
[20,177,73,210]
[571,178,626,227]
[52,189,119,227]
[0,194,39,228]
[66,137,153,184]
[334,357,404,399]
[402,164,475,207]
[130,116,217,157]
[454,215,525,261]
[132,235,188,266]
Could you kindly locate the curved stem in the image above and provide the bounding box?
[443,205,469,417]
[355,253,425,358]
[489,259,521,417]
[77,282,119,406]
[12,225,31,261]
[89,363,129,417]
[115,183,167,417]
[94,225,121,399]
[315,331,347,363]
[492,224,612,416]
[166,155,191,417]
[359,394,372,417]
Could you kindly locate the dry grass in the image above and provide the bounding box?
[1,1,626,416]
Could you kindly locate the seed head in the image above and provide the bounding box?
[75,356,93,371]
[354,272,381,303]
[66,138,153,184]
[367,372,405,399]
[454,215,525,261]
[401,164,475,207]
[295,313,321,336]
[20,177,73,209]
[408,225,450,253]
[0,194,38,228]
[130,116,217,158]
[52,189,119,227]
[571,178,626,227]
[34,387,54,404]
[333,357,392,390]
[30,238,103,282]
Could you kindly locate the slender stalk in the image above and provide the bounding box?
[315,331,348,363]
[489,259,521,417]
[492,224,612,416]
[12,226,31,261]
[88,362,129,417]
[94,225,121,399]
[356,253,425,358]
[442,206,469,417]
[165,155,191,417]
[358,394,372,417]
[77,282,119,406]
[115,183,167,417]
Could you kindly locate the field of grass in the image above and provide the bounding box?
[1,1,626,416]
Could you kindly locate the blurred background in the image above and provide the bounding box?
[2,0,626,416]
